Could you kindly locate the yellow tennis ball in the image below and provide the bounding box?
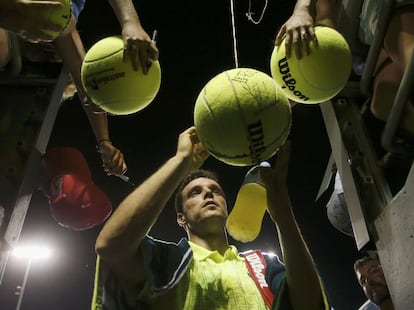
[194,68,291,166]
[81,36,161,115]
[41,0,72,40]
[270,26,352,104]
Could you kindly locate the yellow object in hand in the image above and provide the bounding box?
[226,162,270,242]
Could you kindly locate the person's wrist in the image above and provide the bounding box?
[173,153,196,174]
[96,139,112,153]
[293,1,312,14]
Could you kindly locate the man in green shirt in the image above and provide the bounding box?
[93,126,329,309]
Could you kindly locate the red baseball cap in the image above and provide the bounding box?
[42,147,112,231]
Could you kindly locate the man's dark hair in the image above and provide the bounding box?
[354,256,379,274]
[174,169,221,213]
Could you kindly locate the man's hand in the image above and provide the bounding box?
[176,126,209,171]
[257,141,292,222]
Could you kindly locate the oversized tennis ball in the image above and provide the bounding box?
[194,68,291,166]
[270,26,352,104]
[41,0,72,40]
[81,36,161,115]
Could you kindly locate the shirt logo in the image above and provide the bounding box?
[244,252,268,288]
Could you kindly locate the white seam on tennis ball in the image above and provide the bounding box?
[84,47,124,63]
[200,86,222,155]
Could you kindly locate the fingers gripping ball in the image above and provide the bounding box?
[194,68,291,166]
[81,36,161,115]
[42,0,72,40]
[271,26,352,104]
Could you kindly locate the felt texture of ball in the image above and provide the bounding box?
[270,26,352,104]
[194,68,291,166]
[42,0,72,40]
[81,36,161,115]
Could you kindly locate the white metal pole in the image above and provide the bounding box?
[16,258,32,310]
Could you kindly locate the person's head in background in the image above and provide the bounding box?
[354,256,394,310]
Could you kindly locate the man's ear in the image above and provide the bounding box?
[177,213,187,227]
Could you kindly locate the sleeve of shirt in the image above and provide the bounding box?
[139,237,192,298]
[90,237,168,310]
[91,255,140,310]
[90,236,191,309]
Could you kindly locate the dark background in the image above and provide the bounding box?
[0,0,367,309]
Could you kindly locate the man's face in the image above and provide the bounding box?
[178,177,228,230]
[356,260,391,305]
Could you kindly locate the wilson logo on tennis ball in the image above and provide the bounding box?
[81,36,161,115]
[247,120,266,164]
[277,57,310,102]
[84,71,126,90]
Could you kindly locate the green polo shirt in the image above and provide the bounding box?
[183,241,269,309]
[139,241,269,309]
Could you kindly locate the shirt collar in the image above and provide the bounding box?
[188,241,244,262]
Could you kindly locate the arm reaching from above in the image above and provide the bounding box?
[54,22,127,176]
[275,0,337,59]
[108,0,159,73]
